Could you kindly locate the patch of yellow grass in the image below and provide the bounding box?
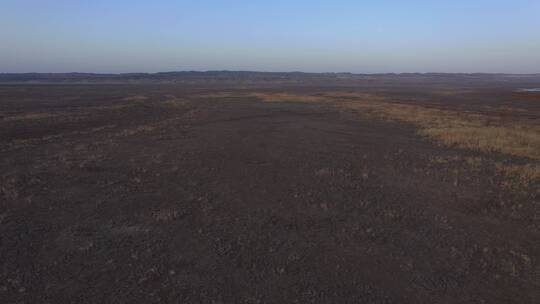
[329,92,540,189]
[422,125,540,160]
[334,95,540,160]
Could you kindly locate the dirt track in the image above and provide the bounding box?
[1,85,539,303]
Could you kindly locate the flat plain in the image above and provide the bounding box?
[1,73,539,303]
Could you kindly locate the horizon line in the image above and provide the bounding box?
[2,70,540,76]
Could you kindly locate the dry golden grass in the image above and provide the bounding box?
[335,93,540,188]
[331,94,540,161]
[422,125,540,160]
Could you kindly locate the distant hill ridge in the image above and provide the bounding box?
[0,71,539,83]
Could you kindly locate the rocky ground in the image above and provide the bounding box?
[1,83,539,303]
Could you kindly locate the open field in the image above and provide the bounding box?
[1,74,540,303]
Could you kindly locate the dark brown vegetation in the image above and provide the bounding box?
[1,74,539,303]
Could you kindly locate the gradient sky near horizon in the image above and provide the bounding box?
[1,0,540,73]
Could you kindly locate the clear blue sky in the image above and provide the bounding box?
[1,0,539,73]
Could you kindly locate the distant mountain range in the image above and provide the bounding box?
[1,71,539,86]
[0,71,331,82]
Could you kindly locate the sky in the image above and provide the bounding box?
[1,0,539,73]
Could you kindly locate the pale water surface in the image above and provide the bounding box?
[517,88,540,92]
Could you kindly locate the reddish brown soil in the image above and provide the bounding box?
[1,84,539,303]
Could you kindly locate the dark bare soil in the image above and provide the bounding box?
[1,81,539,303]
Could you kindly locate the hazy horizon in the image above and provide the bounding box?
[3,70,540,76]
[2,0,540,74]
